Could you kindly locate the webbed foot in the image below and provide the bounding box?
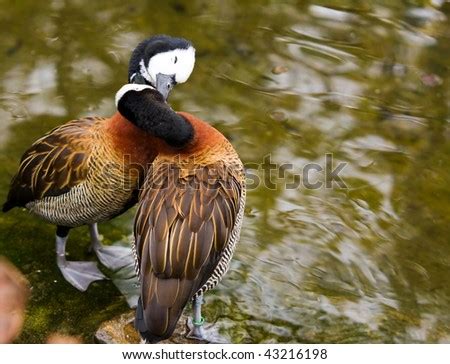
[89,223,132,270]
[57,259,107,291]
[186,317,228,343]
[56,228,107,291]
[94,244,132,271]
[185,294,228,343]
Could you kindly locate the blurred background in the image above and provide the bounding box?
[0,0,449,343]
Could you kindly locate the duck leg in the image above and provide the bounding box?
[56,226,106,291]
[89,223,131,271]
[186,294,229,343]
[187,294,206,340]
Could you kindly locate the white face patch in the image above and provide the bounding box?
[145,46,195,85]
[115,83,154,108]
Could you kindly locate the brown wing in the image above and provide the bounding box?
[3,117,103,211]
[134,162,242,342]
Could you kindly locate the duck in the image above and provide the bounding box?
[2,35,196,292]
[119,87,246,342]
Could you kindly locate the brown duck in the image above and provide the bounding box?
[126,106,246,342]
[2,35,196,291]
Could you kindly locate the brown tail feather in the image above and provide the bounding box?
[2,200,15,213]
[135,275,198,343]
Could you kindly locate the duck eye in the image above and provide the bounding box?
[174,56,178,64]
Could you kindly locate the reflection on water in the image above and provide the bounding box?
[0,0,449,343]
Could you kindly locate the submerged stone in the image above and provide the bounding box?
[95,311,209,344]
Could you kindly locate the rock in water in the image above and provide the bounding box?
[95,311,211,344]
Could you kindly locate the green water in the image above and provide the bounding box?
[0,0,449,343]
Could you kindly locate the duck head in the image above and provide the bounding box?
[128,35,195,101]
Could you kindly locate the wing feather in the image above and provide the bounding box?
[134,162,243,341]
[3,118,101,210]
